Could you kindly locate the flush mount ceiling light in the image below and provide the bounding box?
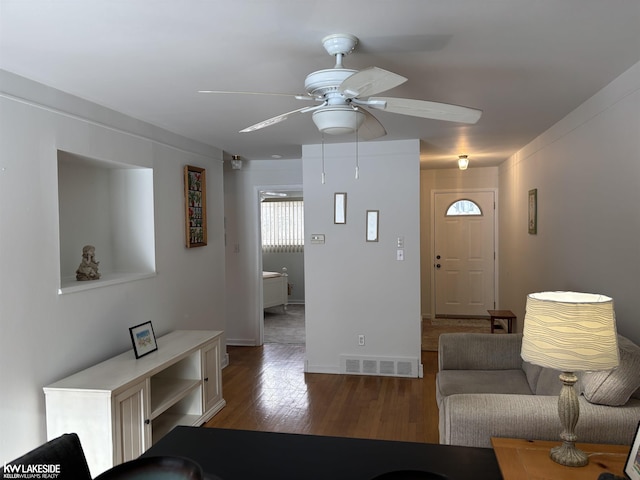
[458,155,469,170]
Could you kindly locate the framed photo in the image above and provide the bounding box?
[129,321,158,359]
[366,210,379,242]
[184,165,207,248]
[528,188,537,234]
[625,420,640,480]
[334,193,347,224]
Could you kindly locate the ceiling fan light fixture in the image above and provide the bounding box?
[458,155,469,170]
[312,107,365,135]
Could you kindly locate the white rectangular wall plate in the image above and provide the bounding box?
[310,234,325,244]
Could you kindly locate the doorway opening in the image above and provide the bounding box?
[258,187,305,345]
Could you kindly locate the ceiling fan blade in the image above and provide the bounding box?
[339,67,407,99]
[239,103,325,133]
[240,107,308,133]
[357,108,386,140]
[198,90,314,101]
[369,97,482,124]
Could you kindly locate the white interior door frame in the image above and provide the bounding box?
[255,184,303,346]
[429,188,499,320]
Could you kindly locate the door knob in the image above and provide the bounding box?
[436,255,441,259]
[436,264,441,269]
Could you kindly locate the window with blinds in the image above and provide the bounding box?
[260,199,304,253]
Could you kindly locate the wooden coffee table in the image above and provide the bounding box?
[491,437,629,479]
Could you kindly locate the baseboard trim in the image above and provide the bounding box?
[227,338,258,346]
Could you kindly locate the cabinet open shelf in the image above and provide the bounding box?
[150,378,201,420]
[152,413,203,442]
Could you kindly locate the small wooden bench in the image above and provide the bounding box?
[487,309,516,333]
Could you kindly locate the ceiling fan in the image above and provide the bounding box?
[200,33,482,140]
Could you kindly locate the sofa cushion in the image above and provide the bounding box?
[437,370,532,404]
[522,361,543,393]
[582,335,640,406]
[534,367,564,396]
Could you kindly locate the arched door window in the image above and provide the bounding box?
[445,199,483,216]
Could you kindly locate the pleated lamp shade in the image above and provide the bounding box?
[521,291,619,371]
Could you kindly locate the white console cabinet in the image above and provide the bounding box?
[43,330,225,477]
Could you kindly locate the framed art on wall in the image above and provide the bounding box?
[366,210,379,242]
[528,188,537,234]
[184,165,207,247]
[334,192,347,224]
[129,321,158,359]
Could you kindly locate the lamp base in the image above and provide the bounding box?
[550,441,588,467]
[550,371,589,467]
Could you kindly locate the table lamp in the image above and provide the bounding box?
[521,291,619,467]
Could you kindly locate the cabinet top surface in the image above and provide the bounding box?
[44,330,222,392]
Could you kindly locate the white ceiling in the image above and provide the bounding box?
[1,1,639,169]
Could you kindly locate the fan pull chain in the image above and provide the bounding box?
[354,110,360,179]
[321,133,326,184]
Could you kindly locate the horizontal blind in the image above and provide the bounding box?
[261,200,304,253]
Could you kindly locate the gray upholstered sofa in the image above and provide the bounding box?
[436,332,640,448]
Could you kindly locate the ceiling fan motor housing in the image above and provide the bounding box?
[305,68,364,135]
[304,68,356,97]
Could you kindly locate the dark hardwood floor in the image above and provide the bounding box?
[205,344,440,444]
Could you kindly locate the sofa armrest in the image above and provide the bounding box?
[439,394,640,448]
[438,333,523,371]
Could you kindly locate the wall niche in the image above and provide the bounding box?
[57,150,156,294]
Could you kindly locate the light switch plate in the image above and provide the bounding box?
[311,234,325,244]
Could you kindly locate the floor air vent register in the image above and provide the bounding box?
[340,355,417,377]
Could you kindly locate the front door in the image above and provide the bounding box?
[434,191,495,317]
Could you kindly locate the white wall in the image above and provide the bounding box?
[498,60,640,341]
[420,167,499,316]
[303,140,422,375]
[224,159,303,345]
[0,71,226,463]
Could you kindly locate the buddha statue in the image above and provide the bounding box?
[76,245,101,281]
